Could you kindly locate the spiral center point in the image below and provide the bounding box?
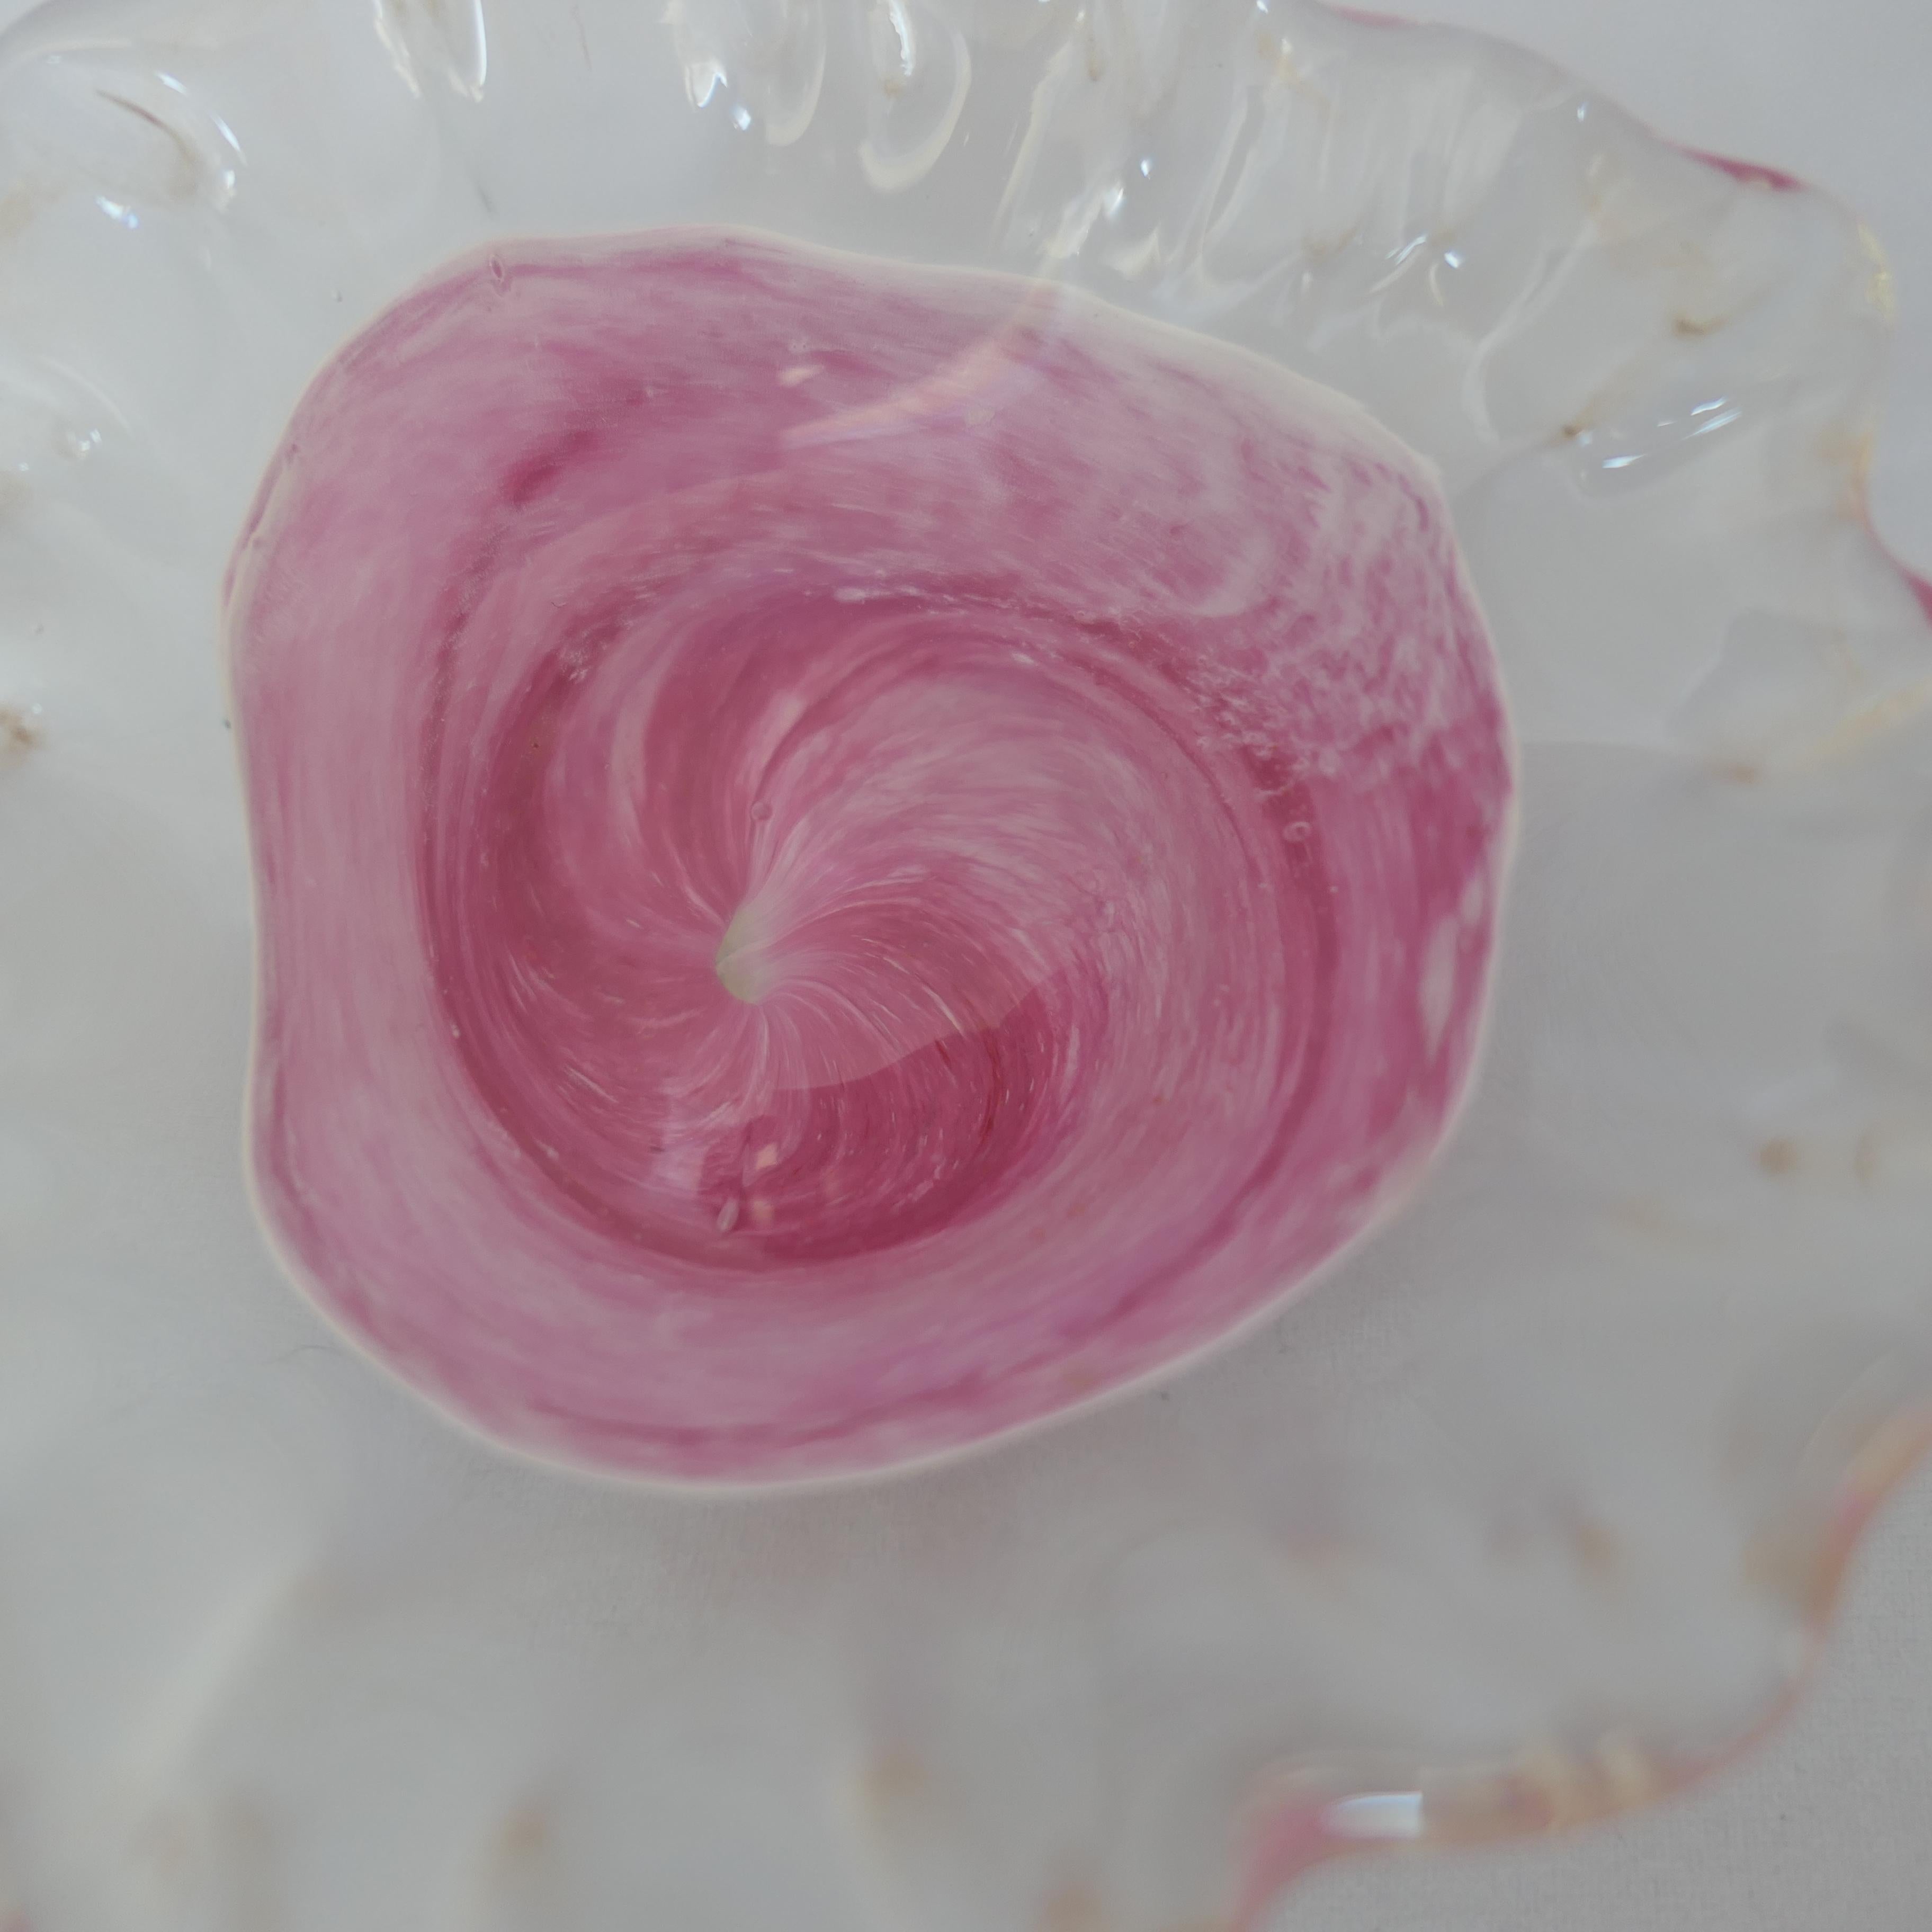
[715,901,775,1004]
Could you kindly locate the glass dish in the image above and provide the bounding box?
[1,0,1927,1925]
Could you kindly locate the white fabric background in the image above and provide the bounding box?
[1285,11,1932,1925]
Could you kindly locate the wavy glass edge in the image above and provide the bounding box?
[1,0,1930,1925]
[1206,13,1932,1908]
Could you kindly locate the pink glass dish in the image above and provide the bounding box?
[226,230,1510,1481]
[2,0,1928,1925]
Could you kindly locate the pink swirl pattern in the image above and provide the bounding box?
[224,232,1513,1483]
